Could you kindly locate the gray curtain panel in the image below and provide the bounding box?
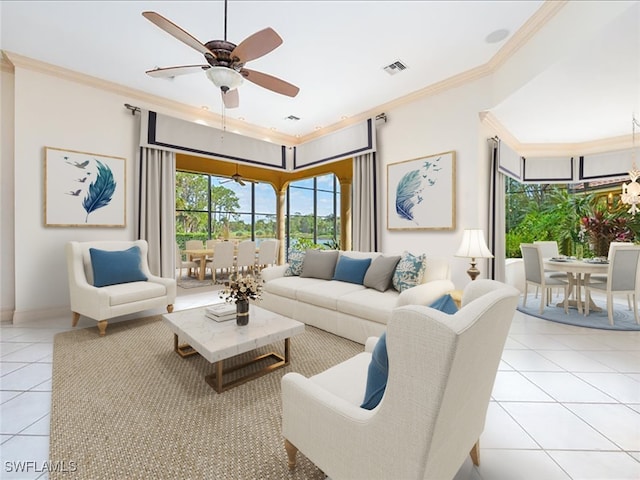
[352,152,379,252]
[135,147,176,277]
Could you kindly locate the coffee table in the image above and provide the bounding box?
[162,303,305,393]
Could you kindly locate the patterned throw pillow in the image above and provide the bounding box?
[284,249,306,276]
[392,251,427,292]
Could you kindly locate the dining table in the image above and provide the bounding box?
[183,248,214,281]
[543,257,609,314]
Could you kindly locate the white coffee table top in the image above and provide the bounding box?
[162,303,305,364]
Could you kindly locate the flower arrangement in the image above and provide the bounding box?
[219,274,263,304]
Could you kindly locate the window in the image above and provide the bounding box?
[175,171,276,248]
[286,174,341,252]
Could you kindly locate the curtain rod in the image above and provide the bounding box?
[124,103,141,115]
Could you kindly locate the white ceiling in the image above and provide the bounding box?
[1,1,638,145]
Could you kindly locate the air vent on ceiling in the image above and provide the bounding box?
[383,60,408,75]
[285,115,301,121]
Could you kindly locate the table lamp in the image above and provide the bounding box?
[455,229,494,280]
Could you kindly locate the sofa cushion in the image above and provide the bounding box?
[363,255,401,292]
[263,276,326,300]
[296,280,366,310]
[102,281,166,306]
[311,352,372,406]
[336,288,399,325]
[89,246,148,287]
[300,249,339,280]
[392,251,427,292]
[333,256,372,285]
[284,249,306,276]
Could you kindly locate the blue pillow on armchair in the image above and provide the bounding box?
[90,246,148,287]
[360,294,459,410]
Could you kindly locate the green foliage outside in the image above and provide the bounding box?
[175,171,340,251]
[506,177,640,258]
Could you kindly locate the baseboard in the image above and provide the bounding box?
[12,305,71,324]
[1,308,14,324]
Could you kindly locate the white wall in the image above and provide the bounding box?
[3,62,498,322]
[378,75,494,290]
[11,67,139,322]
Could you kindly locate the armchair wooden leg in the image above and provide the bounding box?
[284,439,298,470]
[167,304,174,313]
[97,320,108,337]
[72,312,80,327]
[470,440,480,466]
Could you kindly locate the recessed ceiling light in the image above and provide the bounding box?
[201,105,209,111]
[485,28,509,44]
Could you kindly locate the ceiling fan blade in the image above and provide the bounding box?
[241,68,299,97]
[238,179,246,186]
[142,11,216,59]
[146,65,210,78]
[232,28,283,64]
[221,88,239,109]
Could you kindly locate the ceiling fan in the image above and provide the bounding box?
[142,0,299,109]
[220,165,256,186]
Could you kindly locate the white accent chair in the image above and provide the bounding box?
[235,240,257,274]
[584,244,640,326]
[520,243,569,314]
[257,239,279,271]
[66,240,177,336]
[282,279,520,480]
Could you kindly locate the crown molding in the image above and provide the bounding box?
[480,111,633,157]
[1,50,295,146]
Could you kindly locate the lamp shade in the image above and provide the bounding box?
[205,66,244,91]
[455,229,493,259]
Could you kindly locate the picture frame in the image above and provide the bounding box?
[387,150,456,230]
[44,147,126,227]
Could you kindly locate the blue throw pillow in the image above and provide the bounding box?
[90,246,148,287]
[428,293,459,314]
[284,249,305,276]
[392,251,427,292]
[360,294,458,410]
[360,332,388,410]
[333,256,372,285]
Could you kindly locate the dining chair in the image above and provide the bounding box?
[257,239,279,271]
[236,240,257,274]
[590,241,634,310]
[207,241,235,283]
[533,240,566,299]
[520,243,569,314]
[175,242,200,282]
[185,239,205,272]
[584,245,640,326]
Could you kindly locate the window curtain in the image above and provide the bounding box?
[352,152,379,252]
[488,138,506,282]
[135,147,176,277]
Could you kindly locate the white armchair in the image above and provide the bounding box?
[66,240,177,336]
[282,279,519,480]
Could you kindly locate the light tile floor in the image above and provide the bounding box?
[1,287,639,480]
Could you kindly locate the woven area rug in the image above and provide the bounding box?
[50,316,362,479]
[517,294,640,331]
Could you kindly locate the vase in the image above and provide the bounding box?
[236,299,249,326]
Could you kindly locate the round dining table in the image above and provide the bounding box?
[543,258,609,314]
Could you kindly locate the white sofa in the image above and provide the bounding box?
[66,240,177,336]
[260,251,455,344]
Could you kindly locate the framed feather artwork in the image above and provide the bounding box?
[44,147,126,227]
[387,151,455,230]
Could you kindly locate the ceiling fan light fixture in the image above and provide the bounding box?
[206,67,244,91]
